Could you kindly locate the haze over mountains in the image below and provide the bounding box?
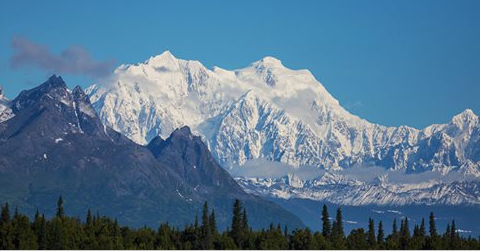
[85,51,480,206]
[0,75,303,229]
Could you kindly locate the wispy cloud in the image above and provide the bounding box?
[229,158,325,179]
[10,36,115,78]
[230,159,475,185]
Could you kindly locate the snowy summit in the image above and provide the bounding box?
[86,51,480,205]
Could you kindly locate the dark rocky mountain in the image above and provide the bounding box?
[147,126,242,190]
[146,126,303,228]
[0,75,303,230]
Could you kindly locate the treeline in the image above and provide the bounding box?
[0,197,479,250]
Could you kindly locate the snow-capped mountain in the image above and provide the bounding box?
[236,173,480,206]
[87,51,480,205]
[0,75,303,229]
[0,85,13,123]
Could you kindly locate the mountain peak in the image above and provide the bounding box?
[11,75,69,113]
[72,85,83,93]
[459,108,476,117]
[44,74,67,89]
[145,50,178,67]
[252,56,284,69]
[453,109,477,120]
[72,85,87,100]
[171,126,193,138]
[451,109,478,126]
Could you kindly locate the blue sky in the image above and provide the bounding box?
[1,0,479,129]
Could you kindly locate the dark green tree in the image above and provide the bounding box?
[242,208,249,231]
[367,218,376,249]
[420,218,426,237]
[399,217,410,249]
[56,196,64,218]
[411,223,426,249]
[209,208,217,236]
[241,208,254,249]
[321,204,331,239]
[33,211,46,249]
[155,223,174,249]
[331,207,345,249]
[444,222,451,249]
[346,228,368,250]
[427,212,440,249]
[201,202,213,249]
[313,231,331,249]
[450,220,461,249]
[86,209,93,226]
[377,220,384,248]
[230,199,244,248]
[386,219,399,250]
[1,203,9,223]
[290,228,315,250]
[0,203,13,249]
[0,197,478,251]
[429,212,437,237]
[11,213,37,249]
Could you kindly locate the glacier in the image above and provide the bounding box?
[86,51,480,205]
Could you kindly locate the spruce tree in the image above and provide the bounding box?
[386,218,399,250]
[392,218,398,237]
[230,199,244,248]
[331,207,345,249]
[156,223,174,249]
[377,220,384,248]
[241,208,253,249]
[201,202,213,249]
[346,228,368,250]
[242,208,249,231]
[13,207,18,219]
[399,217,410,249]
[367,218,376,249]
[0,203,13,249]
[429,212,437,237]
[451,220,456,240]
[209,208,217,235]
[11,213,37,249]
[321,204,331,239]
[56,196,64,218]
[450,220,460,249]
[86,209,93,226]
[193,214,199,249]
[33,212,46,249]
[1,203,9,223]
[420,218,426,237]
[427,212,440,249]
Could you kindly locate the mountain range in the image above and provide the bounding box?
[0,75,303,229]
[85,51,480,205]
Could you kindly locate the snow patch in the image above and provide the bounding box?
[176,189,184,198]
[387,210,402,215]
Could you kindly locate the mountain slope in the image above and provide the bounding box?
[0,75,303,229]
[146,126,303,228]
[0,85,13,123]
[86,51,480,205]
